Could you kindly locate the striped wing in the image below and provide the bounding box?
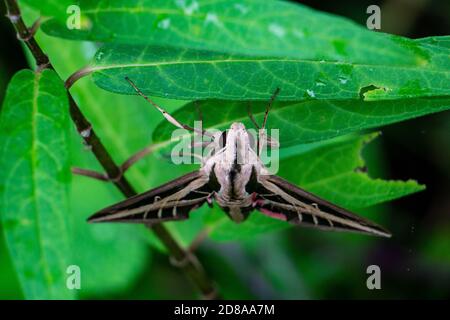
[254,175,391,237]
[88,171,211,223]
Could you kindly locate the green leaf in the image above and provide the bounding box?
[88,43,449,101]
[208,134,424,241]
[0,69,73,299]
[153,98,450,148]
[416,36,450,49]
[40,0,442,65]
[277,133,424,209]
[20,0,77,18]
[44,1,449,101]
[19,4,154,296]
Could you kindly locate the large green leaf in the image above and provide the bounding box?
[0,69,73,299]
[43,1,449,101]
[40,0,444,65]
[208,134,424,240]
[416,36,450,50]
[277,133,424,209]
[20,0,77,18]
[153,98,450,148]
[88,43,449,101]
[19,5,153,296]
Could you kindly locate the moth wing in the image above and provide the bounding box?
[88,171,211,223]
[254,175,391,237]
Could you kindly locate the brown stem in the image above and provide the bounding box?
[4,0,218,299]
[5,0,49,68]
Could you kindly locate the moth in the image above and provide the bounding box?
[88,78,391,238]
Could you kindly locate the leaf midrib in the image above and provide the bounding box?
[30,72,55,296]
[91,56,445,73]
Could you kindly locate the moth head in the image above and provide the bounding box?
[228,122,252,148]
[230,122,246,131]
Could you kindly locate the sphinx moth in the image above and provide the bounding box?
[88,78,391,238]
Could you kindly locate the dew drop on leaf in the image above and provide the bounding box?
[268,23,286,38]
[157,18,171,29]
[205,13,223,27]
[175,0,199,15]
[96,51,104,61]
[306,89,316,97]
[234,3,249,15]
[315,80,326,87]
[338,76,349,84]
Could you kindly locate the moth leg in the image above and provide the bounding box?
[192,190,214,207]
[259,207,288,221]
[144,196,162,220]
[192,190,211,195]
[125,77,213,138]
[310,203,325,226]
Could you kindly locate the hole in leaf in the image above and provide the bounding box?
[359,85,380,99]
[359,85,388,100]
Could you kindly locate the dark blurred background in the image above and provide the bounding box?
[0,0,449,299]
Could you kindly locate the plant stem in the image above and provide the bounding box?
[4,0,218,299]
[4,0,49,68]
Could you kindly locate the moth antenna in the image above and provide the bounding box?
[125,77,213,137]
[246,102,260,129]
[194,100,203,122]
[261,87,280,130]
